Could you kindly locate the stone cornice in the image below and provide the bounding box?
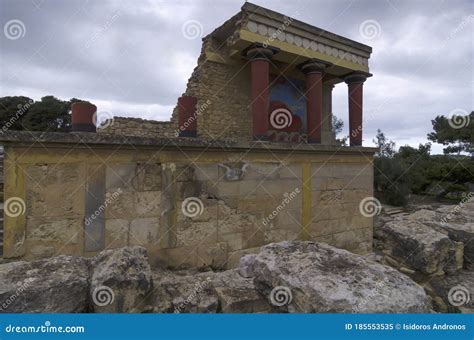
[241,2,372,54]
[241,19,370,67]
[0,130,378,154]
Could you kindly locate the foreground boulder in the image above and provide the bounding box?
[428,270,474,313]
[211,269,271,313]
[400,207,474,268]
[152,269,218,313]
[241,241,430,313]
[90,246,153,313]
[0,256,89,313]
[151,268,271,313]
[378,220,463,275]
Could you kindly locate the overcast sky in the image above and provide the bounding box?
[1,0,472,152]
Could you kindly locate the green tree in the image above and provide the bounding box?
[427,111,473,155]
[332,115,347,145]
[0,96,90,132]
[373,129,396,158]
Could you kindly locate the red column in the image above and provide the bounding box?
[71,102,97,132]
[177,96,197,137]
[300,59,331,144]
[345,73,368,146]
[246,45,278,141]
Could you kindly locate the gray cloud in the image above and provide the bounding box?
[0,0,472,152]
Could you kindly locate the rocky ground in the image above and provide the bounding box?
[373,199,473,313]
[0,199,472,314]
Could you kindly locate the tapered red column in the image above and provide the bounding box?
[246,44,278,140]
[345,73,369,146]
[300,59,331,143]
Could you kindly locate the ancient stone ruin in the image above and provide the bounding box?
[0,3,471,314]
[0,3,375,268]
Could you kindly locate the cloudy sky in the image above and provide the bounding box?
[1,0,472,152]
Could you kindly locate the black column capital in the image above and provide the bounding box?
[299,58,332,75]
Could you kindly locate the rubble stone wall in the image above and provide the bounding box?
[3,142,374,269]
[97,117,176,138]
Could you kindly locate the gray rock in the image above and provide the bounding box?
[90,246,153,313]
[243,241,430,313]
[211,269,271,313]
[400,206,473,267]
[379,220,462,275]
[151,269,218,313]
[238,254,257,278]
[429,270,474,313]
[437,223,474,267]
[0,256,90,313]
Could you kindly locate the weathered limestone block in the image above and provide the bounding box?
[378,220,462,275]
[135,191,161,217]
[0,256,90,313]
[106,163,136,192]
[242,241,430,313]
[27,218,81,244]
[105,219,129,249]
[441,223,474,266]
[90,246,153,313]
[129,218,159,245]
[428,270,474,313]
[152,270,218,313]
[211,269,271,313]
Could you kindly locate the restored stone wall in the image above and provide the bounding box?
[98,117,176,138]
[171,37,253,140]
[2,138,374,269]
